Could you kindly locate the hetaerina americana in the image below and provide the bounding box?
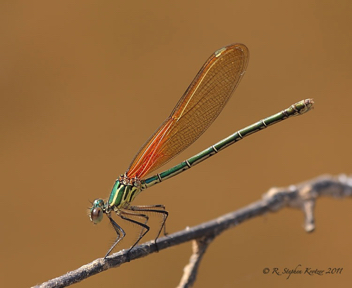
[89,43,314,258]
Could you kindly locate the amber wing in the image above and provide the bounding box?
[127,43,249,178]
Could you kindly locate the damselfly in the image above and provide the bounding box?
[89,43,314,258]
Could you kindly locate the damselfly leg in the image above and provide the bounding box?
[129,204,169,251]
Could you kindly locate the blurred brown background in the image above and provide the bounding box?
[1,1,351,287]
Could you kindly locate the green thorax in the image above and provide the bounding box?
[107,175,145,209]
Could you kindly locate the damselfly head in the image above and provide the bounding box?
[89,199,105,224]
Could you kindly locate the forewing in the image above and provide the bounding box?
[127,43,249,178]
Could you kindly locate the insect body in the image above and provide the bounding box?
[89,43,314,258]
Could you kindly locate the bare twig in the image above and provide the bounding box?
[177,236,215,288]
[33,174,352,288]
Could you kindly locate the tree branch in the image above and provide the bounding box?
[177,236,215,288]
[33,174,352,288]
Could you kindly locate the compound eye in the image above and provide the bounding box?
[90,207,103,224]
